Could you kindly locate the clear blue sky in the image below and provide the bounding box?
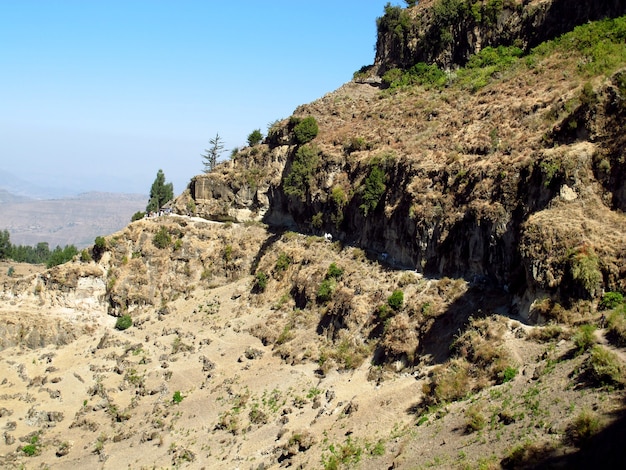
[0,1,395,196]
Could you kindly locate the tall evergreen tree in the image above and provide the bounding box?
[201,133,225,172]
[146,169,174,213]
[0,229,11,259]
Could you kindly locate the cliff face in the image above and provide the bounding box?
[374,0,626,72]
[171,2,626,318]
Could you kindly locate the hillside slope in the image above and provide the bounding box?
[2,1,626,468]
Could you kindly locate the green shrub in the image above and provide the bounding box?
[317,278,336,303]
[312,212,323,229]
[343,137,370,154]
[22,444,38,456]
[585,345,623,387]
[131,211,145,221]
[115,314,133,331]
[153,226,171,249]
[7,266,14,277]
[607,310,626,347]
[383,62,448,89]
[326,262,344,280]
[360,164,386,216]
[292,116,319,144]
[247,129,263,146]
[223,244,233,262]
[465,405,486,433]
[376,3,411,42]
[457,45,523,91]
[331,186,348,208]
[172,390,184,404]
[283,144,320,201]
[599,291,624,310]
[387,289,404,311]
[275,252,292,274]
[80,249,92,262]
[569,249,602,298]
[254,271,268,293]
[573,324,597,353]
[94,236,106,251]
[501,366,518,383]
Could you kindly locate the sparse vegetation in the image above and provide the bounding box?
[387,289,404,311]
[172,390,184,404]
[283,144,320,201]
[359,163,386,216]
[247,128,263,146]
[115,314,133,331]
[253,271,268,293]
[153,226,172,249]
[292,116,319,145]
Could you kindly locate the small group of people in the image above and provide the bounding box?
[146,207,172,218]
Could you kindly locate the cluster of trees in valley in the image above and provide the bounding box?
[0,229,78,269]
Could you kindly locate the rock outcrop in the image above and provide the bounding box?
[171,1,626,317]
[374,0,626,72]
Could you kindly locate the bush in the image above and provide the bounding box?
[254,271,268,293]
[424,358,472,405]
[172,391,184,404]
[387,289,404,311]
[326,262,344,280]
[465,405,486,433]
[7,266,14,277]
[153,226,171,249]
[292,116,319,145]
[568,409,600,445]
[501,366,518,383]
[457,45,523,91]
[360,164,386,216]
[283,144,320,201]
[607,310,626,347]
[247,129,263,146]
[599,291,624,310]
[569,250,602,298]
[317,278,336,303]
[382,63,448,89]
[115,314,133,331]
[80,249,92,262]
[275,252,292,274]
[131,211,145,221]
[573,324,597,353]
[93,236,107,259]
[585,345,623,387]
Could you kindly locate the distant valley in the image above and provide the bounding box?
[0,190,147,248]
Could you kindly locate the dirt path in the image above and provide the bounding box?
[594,329,626,363]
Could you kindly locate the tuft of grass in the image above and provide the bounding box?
[573,324,596,354]
[567,409,600,445]
[584,345,624,387]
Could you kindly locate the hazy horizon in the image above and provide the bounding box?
[1,1,390,198]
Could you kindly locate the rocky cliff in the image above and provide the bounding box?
[374,0,626,72]
[2,3,626,468]
[173,1,626,318]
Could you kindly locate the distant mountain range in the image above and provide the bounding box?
[0,187,148,248]
[0,170,80,200]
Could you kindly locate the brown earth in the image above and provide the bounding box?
[0,216,624,469]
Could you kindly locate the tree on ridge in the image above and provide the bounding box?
[146,169,174,213]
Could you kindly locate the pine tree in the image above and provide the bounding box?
[146,169,174,213]
[202,133,225,172]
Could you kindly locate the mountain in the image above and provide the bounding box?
[0,191,147,248]
[1,1,626,468]
[0,170,78,199]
